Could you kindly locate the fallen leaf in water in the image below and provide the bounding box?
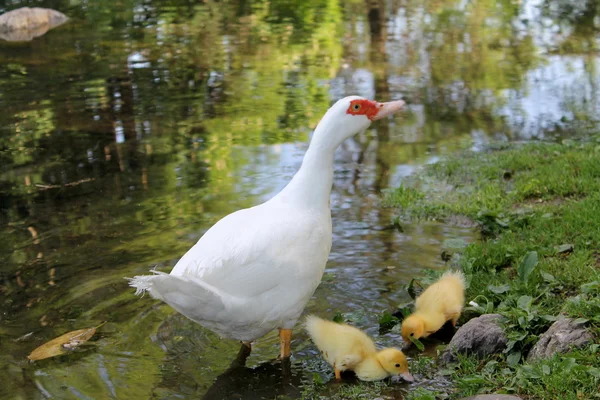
[27,322,105,361]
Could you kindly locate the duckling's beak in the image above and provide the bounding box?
[399,371,414,382]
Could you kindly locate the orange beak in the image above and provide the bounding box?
[371,99,406,121]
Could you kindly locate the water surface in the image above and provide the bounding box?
[1,0,599,398]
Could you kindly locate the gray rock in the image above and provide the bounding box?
[527,317,593,361]
[459,395,522,400]
[440,314,507,364]
[0,7,68,41]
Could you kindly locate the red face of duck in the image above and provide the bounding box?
[346,99,406,121]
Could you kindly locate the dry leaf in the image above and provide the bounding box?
[27,322,105,361]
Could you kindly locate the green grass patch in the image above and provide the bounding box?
[385,139,600,399]
[451,348,600,399]
[383,140,600,221]
[299,379,395,400]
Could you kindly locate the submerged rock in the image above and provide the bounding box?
[440,314,507,364]
[0,7,68,42]
[459,395,522,400]
[527,317,593,361]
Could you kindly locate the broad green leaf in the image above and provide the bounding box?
[485,300,495,313]
[505,339,517,353]
[517,295,533,311]
[507,351,521,366]
[312,372,323,385]
[542,365,551,375]
[396,302,414,320]
[488,284,511,294]
[517,251,538,285]
[581,281,599,294]
[409,334,425,351]
[560,357,577,373]
[511,331,528,341]
[588,367,600,378]
[482,360,499,373]
[378,311,400,331]
[541,272,555,282]
[519,365,540,379]
[574,318,589,324]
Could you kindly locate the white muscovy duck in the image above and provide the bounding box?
[128,96,405,358]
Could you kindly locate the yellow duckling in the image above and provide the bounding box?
[401,270,465,344]
[305,315,414,382]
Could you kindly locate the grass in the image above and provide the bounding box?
[451,348,600,399]
[299,379,395,400]
[382,138,600,399]
[383,140,600,221]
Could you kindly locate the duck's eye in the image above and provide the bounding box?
[395,363,400,368]
[409,333,414,337]
[353,103,361,111]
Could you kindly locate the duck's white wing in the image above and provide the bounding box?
[170,204,331,298]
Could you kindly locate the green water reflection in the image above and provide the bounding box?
[0,0,598,398]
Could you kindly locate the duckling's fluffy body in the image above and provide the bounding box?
[305,315,412,382]
[401,270,465,343]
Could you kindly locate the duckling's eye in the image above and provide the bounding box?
[409,333,414,337]
[395,363,400,368]
[353,103,361,111]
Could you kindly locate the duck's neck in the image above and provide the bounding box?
[275,126,341,209]
[354,355,389,381]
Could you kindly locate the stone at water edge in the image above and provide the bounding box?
[0,7,68,31]
[459,395,522,400]
[0,7,68,41]
[527,317,593,361]
[439,314,507,364]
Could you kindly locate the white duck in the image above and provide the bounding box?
[128,96,405,358]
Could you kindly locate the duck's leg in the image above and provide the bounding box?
[241,341,252,350]
[229,342,252,369]
[281,355,292,382]
[449,313,460,327]
[334,364,341,381]
[279,328,292,359]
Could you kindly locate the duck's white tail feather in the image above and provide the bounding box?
[126,271,230,323]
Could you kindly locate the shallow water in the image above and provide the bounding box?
[1,0,598,398]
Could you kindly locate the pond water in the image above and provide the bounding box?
[1,0,598,398]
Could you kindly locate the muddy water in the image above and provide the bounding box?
[1,0,598,398]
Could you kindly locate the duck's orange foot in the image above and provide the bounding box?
[279,328,292,359]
